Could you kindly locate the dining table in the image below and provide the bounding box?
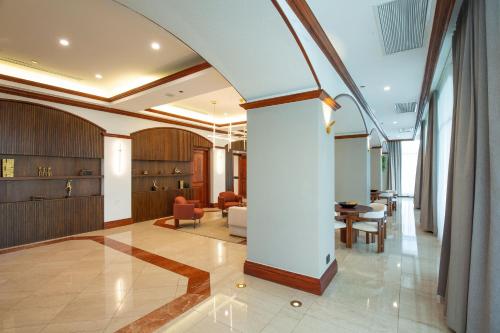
[335,204,373,248]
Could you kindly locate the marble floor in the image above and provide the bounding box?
[0,198,449,332]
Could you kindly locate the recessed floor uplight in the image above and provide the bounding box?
[290,300,302,308]
[95,74,103,79]
[384,86,391,91]
[151,42,160,50]
[236,282,246,288]
[393,301,398,308]
[393,121,398,124]
[59,39,69,46]
[31,60,38,64]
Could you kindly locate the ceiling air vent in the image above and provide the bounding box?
[377,0,429,54]
[395,102,417,113]
[399,127,414,133]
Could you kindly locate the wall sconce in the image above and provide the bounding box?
[326,120,336,134]
[113,141,125,176]
[323,103,336,134]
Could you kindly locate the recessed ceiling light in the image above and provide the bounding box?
[151,42,160,50]
[95,74,103,79]
[393,121,398,124]
[31,60,38,64]
[236,282,246,288]
[384,86,391,91]
[59,39,69,46]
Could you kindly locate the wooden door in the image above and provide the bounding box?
[192,149,209,207]
[238,154,247,198]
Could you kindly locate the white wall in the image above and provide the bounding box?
[370,148,383,190]
[210,147,226,204]
[335,137,371,204]
[103,137,131,222]
[247,98,334,278]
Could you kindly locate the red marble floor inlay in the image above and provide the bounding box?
[154,217,177,229]
[0,235,211,333]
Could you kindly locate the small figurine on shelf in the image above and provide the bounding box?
[65,179,73,198]
[47,167,52,177]
[152,179,159,191]
[143,170,149,175]
[42,167,48,177]
[172,167,181,174]
[37,166,43,177]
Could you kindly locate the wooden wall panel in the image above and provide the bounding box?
[131,128,212,161]
[0,100,104,158]
[0,196,103,248]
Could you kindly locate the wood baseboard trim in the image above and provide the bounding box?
[104,218,134,229]
[243,259,337,295]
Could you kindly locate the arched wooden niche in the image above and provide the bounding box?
[131,127,212,161]
[0,99,104,158]
[0,99,104,249]
[130,127,212,222]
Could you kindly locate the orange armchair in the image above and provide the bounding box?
[218,192,242,216]
[173,196,204,228]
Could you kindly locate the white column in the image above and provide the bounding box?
[103,137,132,223]
[246,98,335,288]
[335,137,371,204]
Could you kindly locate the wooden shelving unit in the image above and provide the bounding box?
[130,128,213,222]
[0,99,104,248]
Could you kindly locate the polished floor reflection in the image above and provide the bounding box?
[0,198,448,332]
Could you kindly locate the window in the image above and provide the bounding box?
[401,140,420,196]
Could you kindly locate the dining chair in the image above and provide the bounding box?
[352,205,385,253]
[334,211,347,230]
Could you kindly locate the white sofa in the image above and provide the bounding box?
[228,206,247,237]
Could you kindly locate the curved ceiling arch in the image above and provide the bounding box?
[369,128,382,148]
[333,94,368,135]
[116,0,318,101]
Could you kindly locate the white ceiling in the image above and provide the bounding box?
[308,0,436,140]
[161,87,246,124]
[0,0,202,97]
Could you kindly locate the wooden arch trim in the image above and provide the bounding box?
[283,0,388,141]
